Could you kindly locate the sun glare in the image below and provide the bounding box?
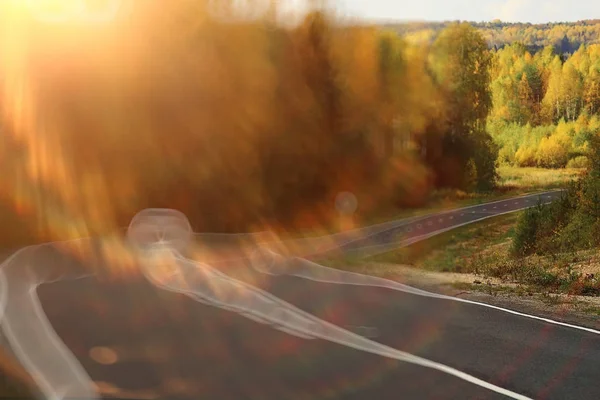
[26,0,123,24]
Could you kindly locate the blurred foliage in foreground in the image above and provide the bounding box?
[0,1,499,244]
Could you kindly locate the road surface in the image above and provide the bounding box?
[6,189,600,400]
[309,190,565,258]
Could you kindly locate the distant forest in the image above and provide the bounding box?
[383,20,600,54]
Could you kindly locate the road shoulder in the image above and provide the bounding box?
[361,262,600,331]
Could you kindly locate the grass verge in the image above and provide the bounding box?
[368,213,520,273]
[362,167,582,226]
[325,207,600,298]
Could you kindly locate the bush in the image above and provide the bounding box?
[566,156,589,169]
[512,205,542,257]
[535,131,571,168]
[515,145,537,167]
[493,119,595,168]
[512,192,574,256]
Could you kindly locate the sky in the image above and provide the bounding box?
[335,0,600,23]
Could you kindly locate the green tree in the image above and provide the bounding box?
[517,73,534,124]
[377,31,406,159]
[429,23,496,189]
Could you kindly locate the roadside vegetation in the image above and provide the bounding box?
[368,213,519,273]
[363,165,582,226]
[356,142,600,299]
[355,202,600,299]
[325,140,600,299]
[497,166,582,191]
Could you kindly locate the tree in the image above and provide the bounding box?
[517,73,534,124]
[542,56,564,123]
[429,23,496,189]
[377,31,406,159]
[584,65,600,114]
[561,62,583,121]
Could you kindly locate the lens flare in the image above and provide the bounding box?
[26,0,123,24]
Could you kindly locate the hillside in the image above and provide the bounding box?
[382,20,600,53]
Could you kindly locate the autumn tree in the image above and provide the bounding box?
[584,65,600,114]
[561,62,583,121]
[429,23,497,189]
[542,56,564,123]
[376,31,406,159]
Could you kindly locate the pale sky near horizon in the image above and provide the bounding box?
[334,0,600,23]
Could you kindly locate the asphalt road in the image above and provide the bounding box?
[5,189,600,400]
[308,190,565,258]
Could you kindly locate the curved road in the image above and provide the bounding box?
[309,190,565,258]
[5,189,600,400]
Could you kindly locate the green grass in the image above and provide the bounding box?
[363,167,581,227]
[368,212,520,272]
[321,167,600,303]
[497,166,583,191]
[321,167,583,277]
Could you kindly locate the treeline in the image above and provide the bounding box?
[387,20,600,54]
[489,43,600,168]
[0,2,496,241]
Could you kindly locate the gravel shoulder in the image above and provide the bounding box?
[359,262,600,331]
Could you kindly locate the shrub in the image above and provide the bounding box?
[512,205,542,256]
[566,155,589,169]
[512,192,574,256]
[535,131,571,168]
[515,145,537,167]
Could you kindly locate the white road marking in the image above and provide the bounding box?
[330,214,600,338]
[417,224,422,229]
[482,209,486,212]
[438,219,443,223]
